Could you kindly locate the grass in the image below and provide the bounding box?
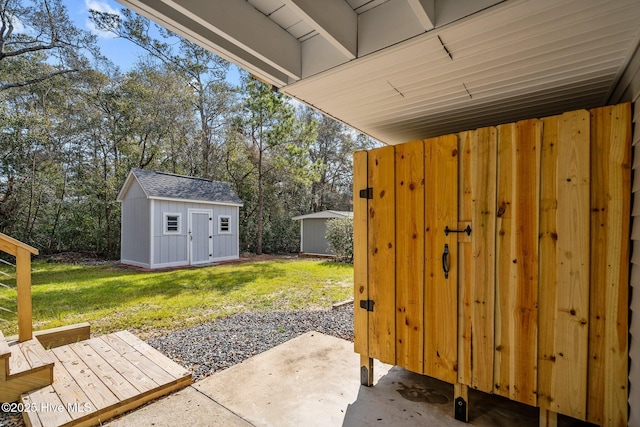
[0,258,353,338]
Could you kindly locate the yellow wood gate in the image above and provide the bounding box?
[353,104,630,426]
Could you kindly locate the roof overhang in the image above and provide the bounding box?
[292,211,353,220]
[116,0,640,145]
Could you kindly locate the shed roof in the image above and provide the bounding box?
[292,210,353,220]
[117,169,243,206]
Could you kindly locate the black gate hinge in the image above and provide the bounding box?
[359,299,374,312]
[359,187,373,199]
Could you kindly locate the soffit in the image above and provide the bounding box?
[116,0,640,144]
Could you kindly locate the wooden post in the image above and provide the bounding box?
[540,408,558,427]
[454,383,469,422]
[16,247,33,342]
[360,354,373,386]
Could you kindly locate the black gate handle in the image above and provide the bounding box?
[442,243,449,279]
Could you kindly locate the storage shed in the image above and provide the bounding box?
[292,210,353,256]
[117,169,243,269]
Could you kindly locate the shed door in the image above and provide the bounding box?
[353,137,459,383]
[189,211,212,265]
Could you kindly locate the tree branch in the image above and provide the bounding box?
[1,68,77,91]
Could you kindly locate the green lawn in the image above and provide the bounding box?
[0,258,353,338]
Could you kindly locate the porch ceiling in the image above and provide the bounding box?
[116,0,640,145]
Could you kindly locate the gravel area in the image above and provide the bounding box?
[148,305,354,381]
[0,305,353,427]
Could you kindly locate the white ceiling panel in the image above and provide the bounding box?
[118,0,640,144]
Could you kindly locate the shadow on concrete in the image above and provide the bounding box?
[343,366,592,426]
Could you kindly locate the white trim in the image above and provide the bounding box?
[163,212,182,235]
[218,215,232,234]
[116,170,151,201]
[299,252,336,257]
[149,199,155,268]
[212,255,239,262]
[188,209,213,265]
[121,259,151,269]
[150,260,189,269]
[236,206,240,258]
[149,196,242,207]
[300,219,304,253]
[291,210,353,220]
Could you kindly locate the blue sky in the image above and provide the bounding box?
[63,0,242,83]
[65,0,141,71]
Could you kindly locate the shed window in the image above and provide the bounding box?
[164,213,181,234]
[218,215,231,234]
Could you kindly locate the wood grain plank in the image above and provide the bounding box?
[20,393,44,427]
[457,130,473,386]
[16,247,32,342]
[424,134,458,384]
[395,139,424,373]
[22,386,73,427]
[51,345,120,410]
[494,122,515,398]
[8,340,29,375]
[114,331,190,379]
[511,119,540,406]
[353,150,369,357]
[19,339,53,370]
[47,350,97,420]
[470,126,497,393]
[587,103,631,427]
[495,120,540,406]
[551,110,591,419]
[85,337,158,393]
[367,145,396,365]
[69,340,140,401]
[538,115,560,412]
[0,330,10,357]
[601,103,631,427]
[101,333,177,386]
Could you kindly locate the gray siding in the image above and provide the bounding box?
[612,43,640,427]
[152,200,239,267]
[212,205,239,260]
[152,200,189,267]
[120,179,150,267]
[302,218,333,255]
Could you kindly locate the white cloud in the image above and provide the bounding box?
[84,0,120,39]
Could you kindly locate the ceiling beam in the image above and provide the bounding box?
[157,0,302,80]
[407,0,435,30]
[117,0,293,86]
[283,0,357,59]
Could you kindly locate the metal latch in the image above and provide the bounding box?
[359,299,374,312]
[444,225,472,236]
[359,188,373,199]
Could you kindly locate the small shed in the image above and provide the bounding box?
[292,210,352,256]
[117,169,243,269]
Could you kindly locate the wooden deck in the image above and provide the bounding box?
[21,330,192,427]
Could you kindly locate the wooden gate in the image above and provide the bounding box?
[353,103,630,426]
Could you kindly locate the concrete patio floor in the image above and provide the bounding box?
[105,332,586,426]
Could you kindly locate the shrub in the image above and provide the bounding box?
[325,217,353,263]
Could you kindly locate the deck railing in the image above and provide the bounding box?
[0,232,38,342]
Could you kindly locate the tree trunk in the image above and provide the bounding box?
[257,144,263,255]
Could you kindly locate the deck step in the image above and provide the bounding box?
[9,338,55,376]
[1,335,55,403]
[0,330,10,358]
[21,330,192,427]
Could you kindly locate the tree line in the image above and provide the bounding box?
[0,0,376,257]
